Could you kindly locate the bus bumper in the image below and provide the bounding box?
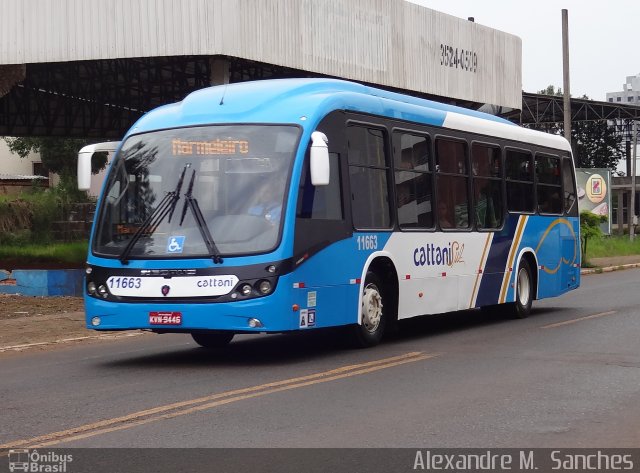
[84,275,354,333]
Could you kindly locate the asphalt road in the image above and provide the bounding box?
[1,269,639,452]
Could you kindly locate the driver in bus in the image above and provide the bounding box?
[248,184,282,223]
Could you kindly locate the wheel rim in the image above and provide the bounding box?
[361,283,383,333]
[517,267,531,307]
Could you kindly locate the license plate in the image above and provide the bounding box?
[149,311,182,325]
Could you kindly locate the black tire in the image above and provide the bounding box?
[191,331,234,349]
[349,271,387,348]
[509,259,534,319]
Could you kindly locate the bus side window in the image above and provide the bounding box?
[471,143,503,229]
[297,151,343,220]
[347,126,391,229]
[436,138,469,229]
[394,132,434,229]
[505,149,534,213]
[536,154,562,214]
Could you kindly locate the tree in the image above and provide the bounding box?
[529,85,623,170]
[580,210,607,264]
[571,120,623,169]
[2,137,108,186]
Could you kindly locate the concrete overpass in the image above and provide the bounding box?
[0,0,523,138]
[0,0,638,139]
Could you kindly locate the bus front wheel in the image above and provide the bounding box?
[510,259,534,319]
[350,272,387,348]
[191,331,234,349]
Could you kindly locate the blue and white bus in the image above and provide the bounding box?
[78,78,580,348]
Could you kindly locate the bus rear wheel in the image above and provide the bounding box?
[191,331,234,349]
[350,272,387,348]
[509,259,534,319]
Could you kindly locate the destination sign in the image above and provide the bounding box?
[172,138,249,156]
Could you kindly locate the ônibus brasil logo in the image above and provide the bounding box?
[413,241,465,267]
[8,449,73,472]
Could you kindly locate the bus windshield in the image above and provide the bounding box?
[93,125,300,259]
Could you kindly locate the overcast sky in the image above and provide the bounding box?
[409,0,639,101]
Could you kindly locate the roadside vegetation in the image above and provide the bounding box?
[0,184,93,268]
[586,234,640,258]
[1,187,62,244]
[579,211,607,264]
[579,211,640,266]
[0,136,106,268]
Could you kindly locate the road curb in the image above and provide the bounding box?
[581,263,640,275]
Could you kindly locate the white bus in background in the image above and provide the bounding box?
[77,141,120,197]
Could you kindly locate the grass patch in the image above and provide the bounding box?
[0,241,88,268]
[586,235,640,259]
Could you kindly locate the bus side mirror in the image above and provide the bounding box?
[310,131,330,186]
[77,141,120,191]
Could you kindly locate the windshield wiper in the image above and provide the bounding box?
[118,164,190,265]
[179,169,223,264]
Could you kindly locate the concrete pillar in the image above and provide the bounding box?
[562,10,572,146]
[627,191,633,235]
[210,57,230,86]
[617,189,624,235]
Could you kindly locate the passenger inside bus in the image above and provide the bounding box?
[438,200,453,228]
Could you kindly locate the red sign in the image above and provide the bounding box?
[149,312,182,325]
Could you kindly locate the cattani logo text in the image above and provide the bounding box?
[413,241,465,267]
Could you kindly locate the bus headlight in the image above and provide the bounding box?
[256,280,272,295]
[232,277,277,300]
[87,282,97,295]
[97,285,109,298]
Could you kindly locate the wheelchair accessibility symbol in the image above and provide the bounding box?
[167,236,185,253]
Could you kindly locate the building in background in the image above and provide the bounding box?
[607,73,640,105]
[0,138,50,194]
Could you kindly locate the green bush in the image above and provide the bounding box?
[0,183,92,244]
[0,198,30,233]
[580,211,607,264]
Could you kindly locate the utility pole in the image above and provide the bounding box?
[631,120,638,241]
[562,9,572,145]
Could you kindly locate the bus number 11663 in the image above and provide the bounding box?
[357,235,378,251]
